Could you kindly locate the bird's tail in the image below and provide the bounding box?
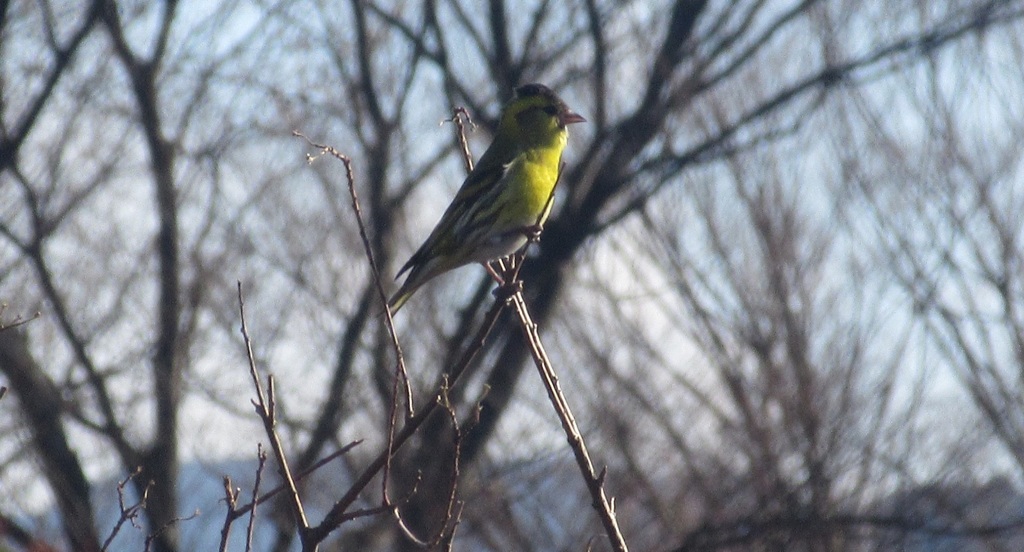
[387,268,427,314]
[387,287,414,313]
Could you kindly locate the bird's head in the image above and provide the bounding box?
[499,83,586,146]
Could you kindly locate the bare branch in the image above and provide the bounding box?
[217,476,239,552]
[101,468,150,552]
[505,285,629,552]
[236,283,310,541]
[0,304,40,331]
[245,445,269,552]
[308,299,506,542]
[293,131,413,416]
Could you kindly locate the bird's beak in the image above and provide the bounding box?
[559,110,587,126]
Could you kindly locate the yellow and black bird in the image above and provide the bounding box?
[388,84,585,312]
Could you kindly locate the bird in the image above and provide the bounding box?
[388,83,586,312]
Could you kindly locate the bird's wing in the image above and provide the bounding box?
[395,159,512,279]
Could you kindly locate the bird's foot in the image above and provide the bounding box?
[484,261,506,285]
[492,278,524,304]
[521,223,544,243]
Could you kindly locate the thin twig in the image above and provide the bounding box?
[293,130,413,418]
[434,377,468,547]
[440,502,465,552]
[393,376,466,547]
[101,467,149,552]
[295,130,417,541]
[505,290,628,551]
[143,510,198,552]
[231,440,362,518]
[237,283,309,540]
[217,477,240,552]
[0,303,41,331]
[382,334,403,509]
[245,444,268,552]
[443,107,476,173]
[307,299,506,542]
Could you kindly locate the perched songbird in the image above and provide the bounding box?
[388,84,586,312]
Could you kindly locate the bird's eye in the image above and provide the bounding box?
[542,105,558,116]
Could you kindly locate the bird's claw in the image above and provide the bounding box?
[521,224,544,243]
[492,279,524,304]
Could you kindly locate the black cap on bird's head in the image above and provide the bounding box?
[513,83,587,128]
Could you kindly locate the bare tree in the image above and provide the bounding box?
[840,7,1024,478]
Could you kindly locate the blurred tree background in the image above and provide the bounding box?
[3,1,1024,550]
